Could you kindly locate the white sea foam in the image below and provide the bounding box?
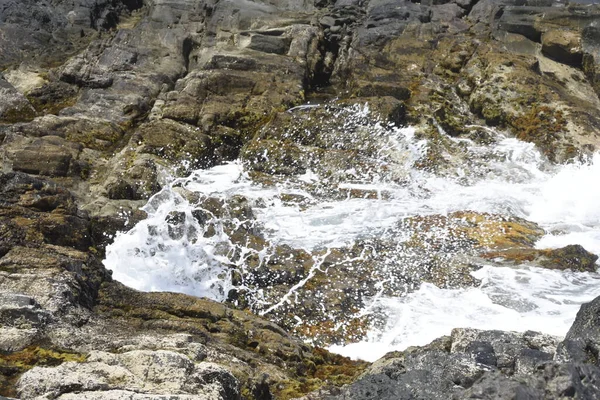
[330,265,600,361]
[103,105,600,361]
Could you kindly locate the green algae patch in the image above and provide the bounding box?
[483,244,598,272]
[27,92,77,116]
[272,348,368,400]
[511,105,568,161]
[0,346,86,397]
[0,105,36,124]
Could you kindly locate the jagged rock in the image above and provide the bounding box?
[0,294,51,330]
[17,351,240,400]
[557,295,600,366]
[460,362,600,399]
[0,166,367,398]
[0,0,144,69]
[308,326,600,400]
[450,328,559,372]
[317,329,561,399]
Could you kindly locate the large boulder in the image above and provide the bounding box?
[306,295,600,399]
[557,295,600,366]
[314,328,562,399]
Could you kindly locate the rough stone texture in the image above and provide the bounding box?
[18,351,239,400]
[307,326,600,400]
[0,78,36,123]
[2,0,600,399]
[542,29,583,66]
[557,295,600,366]
[483,244,599,272]
[0,170,365,399]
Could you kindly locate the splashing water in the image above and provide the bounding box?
[103,104,600,362]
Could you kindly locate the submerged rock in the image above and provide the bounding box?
[484,244,599,272]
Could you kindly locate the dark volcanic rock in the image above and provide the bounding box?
[557,295,600,366]
[304,294,600,400]
[0,0,144,69]
[315,329,561,400]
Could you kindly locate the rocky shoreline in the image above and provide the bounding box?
[2,0,600,398]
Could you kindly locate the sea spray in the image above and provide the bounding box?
[103,105,600,361]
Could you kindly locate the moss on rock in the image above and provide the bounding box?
[0,346,86,397]
[483,244,598,272]
[511,105,568,161]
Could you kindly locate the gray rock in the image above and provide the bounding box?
[0,77,36,123]
[0,327,39,352]
[542,29,583,66]
[461,362,600,399]
[358,0,432,45]
[322,328,562,400]
[0,0,144,69]
[0,293,51,328]
[243,34,291,55]
[557,295,600,365]
[515,348,553,375]
[458,371,541,399]
[17,350,240,400]
[431,3,467,22]
[451,328,559,372]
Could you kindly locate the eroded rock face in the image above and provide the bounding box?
[2,0,600,398]
[330,0,600,163]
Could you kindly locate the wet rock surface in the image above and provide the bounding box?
[304,322,600,399]
[2,0,600,399]
[0,172,367,399]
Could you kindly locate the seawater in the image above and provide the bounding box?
[103,105,600,362]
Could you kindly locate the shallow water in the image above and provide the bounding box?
[104,105,600,362]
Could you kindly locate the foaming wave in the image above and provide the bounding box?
[103,164,251,300]
[529,153,600,232]
[330,265,600,362]
[103,105,600,361]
